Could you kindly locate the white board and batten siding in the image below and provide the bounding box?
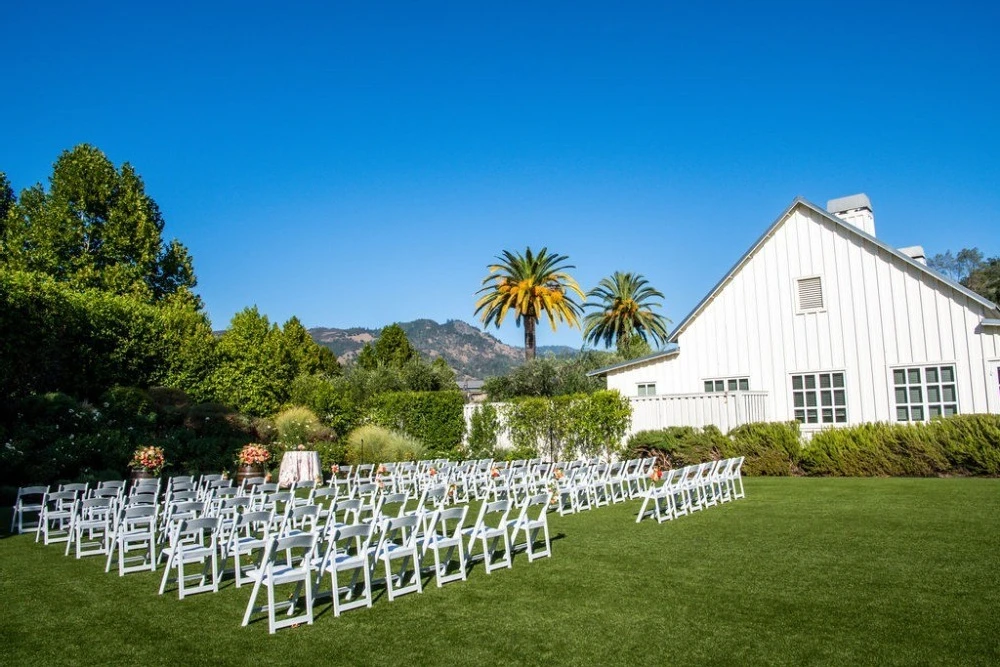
[603,199,1000,432]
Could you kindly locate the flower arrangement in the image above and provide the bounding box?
[491,467,500,478]
[130,445,165,474]
[330,464,340,475]
[553,469,565,480]
[376,464,388,476]
[650,467,663,482]
[237,443,271,467]
[429,467,438,476]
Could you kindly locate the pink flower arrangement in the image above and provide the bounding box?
[377,464,388,476]
[237,443,271,467]
[330,464,340,475]
[650,467,663,482]
[130,445,166,474]
[554,469,565,480]
[429,467,438,476]
[491,467,500,478]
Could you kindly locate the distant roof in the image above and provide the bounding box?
[826,193,871,213]
[586,346,679,377]
[458,380,485,391]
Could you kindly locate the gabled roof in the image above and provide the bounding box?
[667,197,1000,343]
[586,346,679,377]
[590,196,1000,377]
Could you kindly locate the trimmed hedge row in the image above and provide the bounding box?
[367,390,466,458]
[627,414,1000,477]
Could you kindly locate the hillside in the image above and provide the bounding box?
[308,319,578,379]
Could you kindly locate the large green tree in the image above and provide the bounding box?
[475,247,584,361]
[966,257,1000,304]
[1,145,197,303]
[357,323,417,370]
[583,271,670,354]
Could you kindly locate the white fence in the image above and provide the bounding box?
[626,391,769,435]
[463,391,769,448]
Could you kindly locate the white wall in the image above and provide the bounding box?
[606,205,1000,430]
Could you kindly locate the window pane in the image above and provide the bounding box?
[927,386,940,402]
[820,374,832,389]
[832,373,845,388]
[928,405,941,418]
[911,406,924,421]
[738,378,749,391]
[833,390,846,406]
[821,390,832,406]
[793,393,804,408]
[942,385,956,402]
[944,404,957,416]
[834,408,847,423]
[909,387,923,403]
[821,408,833,422]
[896,407,909,421]
[805,375,816,389]
[794,410,805,423]
[715,380,725,392]
[895,387,907,404]
[940,366,955,382]
[806,393,817,407]
[908,369,921,384]
[925,367,938,383]
[806,410,818,423]
[792,375,803,390]
[728,379,738,391]
[893,369,906,385]
[704,381,713,393]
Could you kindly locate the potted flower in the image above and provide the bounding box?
[129,445,166,481]
[236,443,271,487]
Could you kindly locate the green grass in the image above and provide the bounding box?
[2,478,999,666]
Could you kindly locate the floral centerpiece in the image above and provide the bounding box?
[237,443,271,468]
[650,466,663,482]
[130,445,165,477]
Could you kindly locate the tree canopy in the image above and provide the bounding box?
[0,145,197,304]
[583,271,670,354]
[475,247,584,361]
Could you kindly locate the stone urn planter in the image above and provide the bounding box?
[235,465,265,488]
[129,468,156,483]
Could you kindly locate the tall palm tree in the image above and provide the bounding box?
[475,247,585,361]
[583,271,671,353]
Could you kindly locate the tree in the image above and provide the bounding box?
[966,257,1000,304]
[207,307,291,416]
[357,323,417,370]
[1,145,197,303]
[927,248,984,283]
[583,271,670,354]
[475,247,584,361]
[281,316,341,377]
[0,172,14,238]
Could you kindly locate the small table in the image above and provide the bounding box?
[278,451,322,488]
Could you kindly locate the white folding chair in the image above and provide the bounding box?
[315,523,374,616]
[10,485,47,535]
[105,504,159,575]
[508,492,552,562]
[225,510,273,588]
[66,496,115,558]
[159,516,223,598]
[372,514,423,601]
[423,506,469,587]
[464,499,513,574]
[36,490,78,545]
[242,533,318,633]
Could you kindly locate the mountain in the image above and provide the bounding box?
[308,319,578,380]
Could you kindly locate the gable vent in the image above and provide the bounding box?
[797,276,824,312]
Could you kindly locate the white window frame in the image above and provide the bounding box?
[890,363,960,422]
[703,377,750,393]
[795,275,825,314]
[636,382,656,397]
[790,370,847,425]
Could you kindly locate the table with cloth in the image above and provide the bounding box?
[277,450,321,487]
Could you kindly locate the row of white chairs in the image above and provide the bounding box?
[636,457,746,524]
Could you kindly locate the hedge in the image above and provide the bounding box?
[367,390,465,458]
[627,414,1000,477]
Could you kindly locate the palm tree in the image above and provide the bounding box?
[475,247,585,361]
[583,271,671,353]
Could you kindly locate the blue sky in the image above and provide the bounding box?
[4,1,998,348]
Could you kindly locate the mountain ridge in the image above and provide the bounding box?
[308,319,578,380]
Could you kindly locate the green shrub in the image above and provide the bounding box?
[800,422,950,477]
[344,425,425,464]
[726,421,802,476]
[626,426,725,468]
[274,406,322,447]
[368,391,464,458]
[466,403,500,459]
[289,374,359,438]
[930,414,1000,475]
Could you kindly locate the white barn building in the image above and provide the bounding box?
[590,195,1000,435]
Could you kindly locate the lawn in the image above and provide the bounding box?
[2,478,998,666]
